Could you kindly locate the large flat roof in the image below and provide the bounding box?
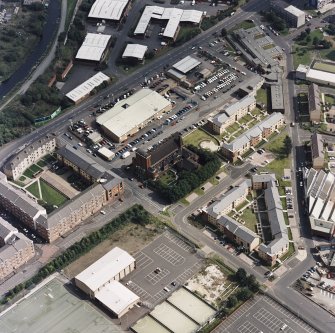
[285,5,305,17]
[96,88,171,138]
[122,44,148,60]
[75,247,135,293]
[134,6,202,38]
[173,56,201,74]
[88,0,129,21]
[66,72,110,103]
[95,281,139,316]
[150,302,198,333]
[76,33,111,62]
[307,68,335,85]
[0,278,123,333]
[132,316,170,333]
[167,288,215,325]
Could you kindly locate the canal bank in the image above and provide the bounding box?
[0,0,62,100]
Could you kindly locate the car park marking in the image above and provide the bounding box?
[153,243,185,266]
[133,252,153,271]
[253,308,292,332]
[263,297,318,333]
[237,321,261,333]
[163,231,193,252]
[145,268,170,285]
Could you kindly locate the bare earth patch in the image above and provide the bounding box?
[199,140,219,152]
[185,264,227,307]
[63,223,161,279]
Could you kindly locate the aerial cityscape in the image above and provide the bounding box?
[0,0,335,332]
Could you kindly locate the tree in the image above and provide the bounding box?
[237,288,253,301]
[305,27,311,34]
[221,28,227,37]
[313,36,320,46]
[306,35,311,43]
[283,135,292,156]
[247,274,260,292]
[235,268,247,286]
[227,295,238,308]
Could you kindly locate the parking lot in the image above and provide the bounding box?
[214,294,318,333]
[123,231,203,307]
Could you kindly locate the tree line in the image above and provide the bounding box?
[150,146,221,203]
[1,205,150,304]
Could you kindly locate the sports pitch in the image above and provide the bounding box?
[312,61,335,73]
[0,278,125,333]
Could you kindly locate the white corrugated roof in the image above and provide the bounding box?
[76,33,111,62]
[88,0,129,21]
[98,146,115,159]
[307,68,335,85]
[95,280,139,316]
[134,6,163,35]
[122,44,148,60]
[66,72,110,103]
[173,56,201,74]
[134,5,202,37]
[96,88,171,139]
[75,247,135,293]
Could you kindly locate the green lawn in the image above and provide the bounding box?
[159,171,176,186]
[292,30,324,68]
[26,181,40,199]
[65,0,78,29]
[37,159,47,168]
[23,169,35,179]
[292,45,312,68]
[240,207,258,234]
[325,94,335,106]
[263,43,275,50]
[262,131,291,180]
[313,61,335,73]
[30,164,42,173]
[231,20,255,32]
[40,180,67,207]
[183,129,219,147]
[319,49,335,62]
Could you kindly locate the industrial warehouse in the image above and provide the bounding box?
[122,44,148,61]
[134,6,203,40]
[88,0,130,22]
[75,247,139,318]
[96,88,172,142]
[66,72,110,104]
[75,33,112,63]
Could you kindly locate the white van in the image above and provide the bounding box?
[163,287,170,292]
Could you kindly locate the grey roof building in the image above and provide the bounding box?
[270,81,284,112]
[308,83,321,123]
[217,215,260,252]
[57,145,106,181]
[206,180,251,220]
[222,112,284,153]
